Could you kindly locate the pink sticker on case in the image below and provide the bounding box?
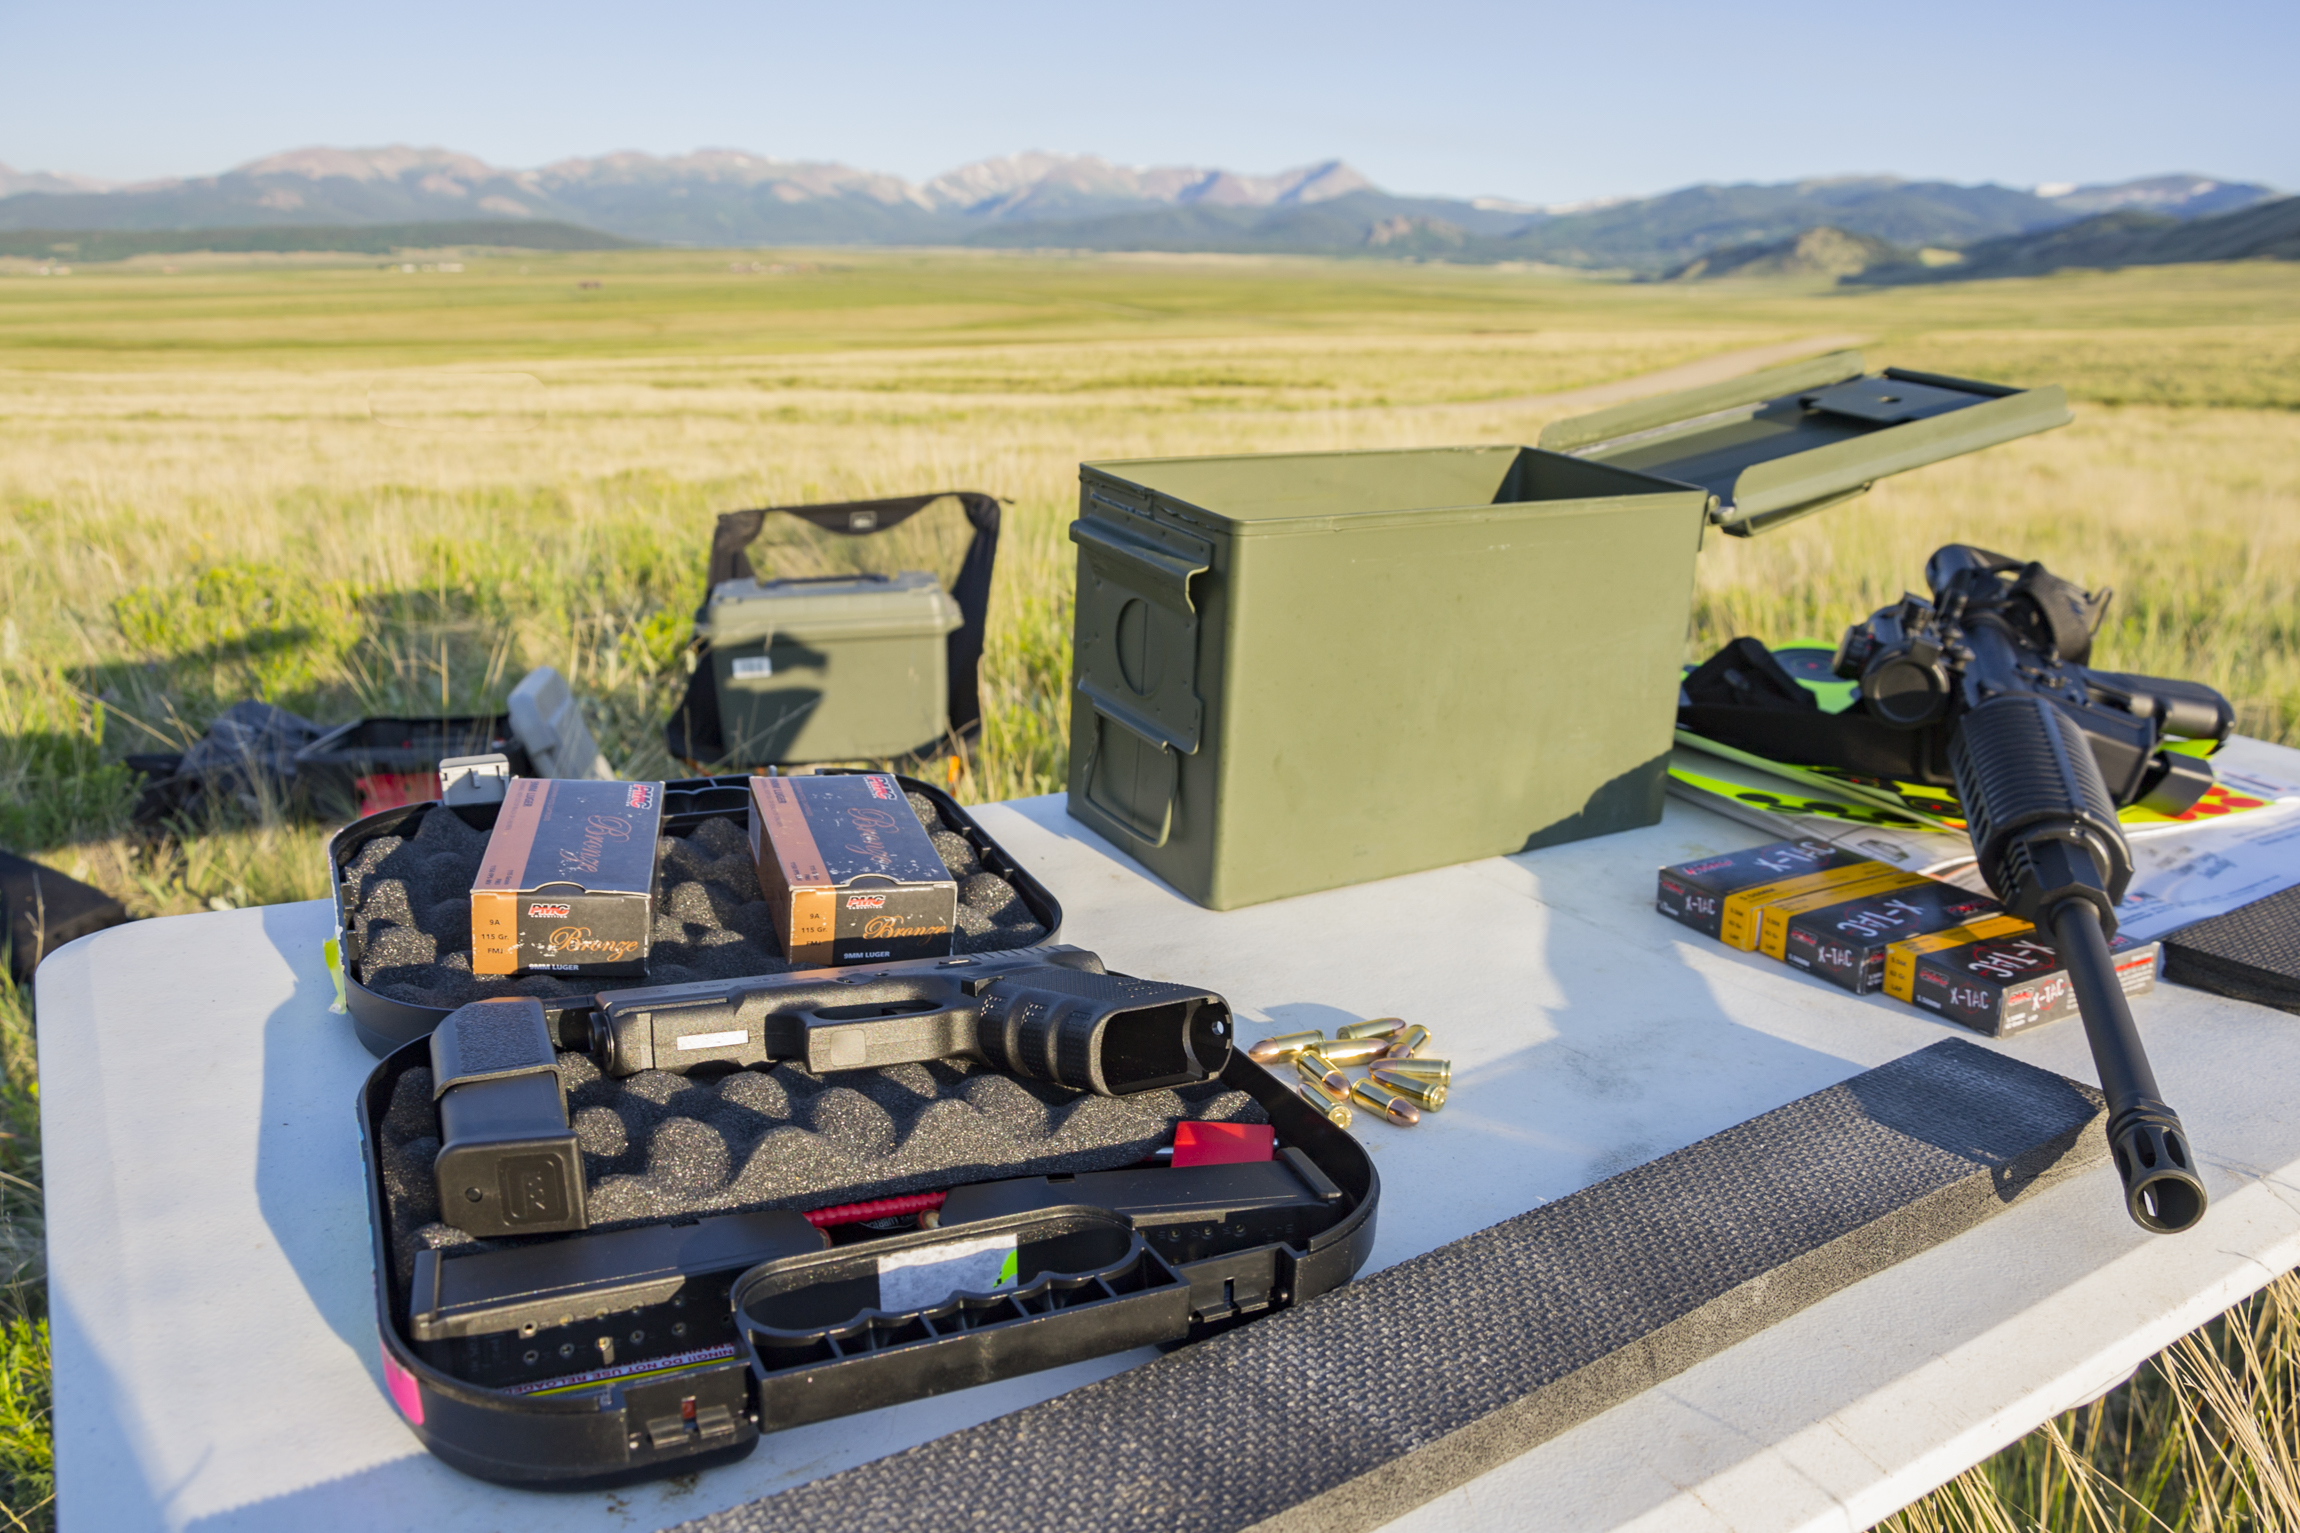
[380,1338,424,1426]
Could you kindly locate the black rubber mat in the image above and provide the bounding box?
[2164,883,2300,1013]
[681,1038,2105,1533]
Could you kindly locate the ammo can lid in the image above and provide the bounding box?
[1082,351,2066,543]
[1536,349,2070,536]
[699,570,963,646]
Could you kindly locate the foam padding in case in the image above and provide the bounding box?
[377,1050,1264,1286]
[343,791,1046,1009]
[678,1038,2106,1533]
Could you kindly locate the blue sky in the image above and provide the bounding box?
[3,0,2291,202]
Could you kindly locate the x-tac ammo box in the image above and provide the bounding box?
[749,772,958,964]
[1066,351,2069,909]
[1657,838,1876,941]
[1778,878,2004,993]
[1893,927,2162,1036]
[472,778,664,977]
[700,573,962,765]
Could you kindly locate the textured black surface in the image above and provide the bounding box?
[377,1048,1263,1289]
[679,1039,2105,1533]
[2164,884,2300,1013]
[426,998,554,1091]
[344,792,1046,1008]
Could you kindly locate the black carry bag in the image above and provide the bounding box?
[357,971,1378,1487]
[665,493,1001,773]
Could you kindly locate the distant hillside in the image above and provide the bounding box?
[0,147,2281,274]
[1476,178,2066,270]
[1662,226,1912,281]
[2034,174,2273,220]
[0,221,638,261]
[1851,196,2300,284]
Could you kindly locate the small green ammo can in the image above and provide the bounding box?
[697,571,963,764]
[1064,351,2069,909]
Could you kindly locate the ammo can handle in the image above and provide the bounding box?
[1079,708,1176,848]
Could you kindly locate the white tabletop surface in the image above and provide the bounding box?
[38,789,2300,1532]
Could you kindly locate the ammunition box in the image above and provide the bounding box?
[471,778,664,978]
[1068,362,2067,909]
[1883,915,2036,1002]
[1780,880,2003,993]
[1747,866,1930,958]
[698,570,963,766]
[1908,933,2162,1037]
[1656,839,1875,941]
[748,773,957,966]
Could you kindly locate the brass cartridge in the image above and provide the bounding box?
[1313,1036,1391,1068]
[1349,1077,1421,1127]
[1247,1029,1326,1065]
[1371,1057,1450,1087]
[1296,1077,1354,1129]
[1372,1071,1446,1111]
[1382,1024,1432,1059]
[1293,1050,1350,1098]
[1336,1017,1407,1041]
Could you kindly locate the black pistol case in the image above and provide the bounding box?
[358,1031,1377,1486]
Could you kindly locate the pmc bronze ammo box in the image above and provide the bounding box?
[749,773,957,965]
[471,779,664,977]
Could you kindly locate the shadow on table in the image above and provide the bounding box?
[250,905,383,1370]
[50,1288,185,1528]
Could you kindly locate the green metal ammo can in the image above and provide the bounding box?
[1065,351,2070,909]
[697,571,963,765]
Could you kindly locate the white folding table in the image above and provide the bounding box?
[38,789,2300,1531]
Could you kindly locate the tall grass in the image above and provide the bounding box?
[1,250,2296,1530]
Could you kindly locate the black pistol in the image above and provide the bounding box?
[588,945,1233,1098]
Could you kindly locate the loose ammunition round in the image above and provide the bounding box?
[1372,1071,1446,1111]
[1293,1049,1350,1098]
[1382,1024,1433,1060]
[1296,1077,1354,1128]
[1336,1017,1407,1042]
[1349,1076,1421,1127]
[1371,1057,1450,1087]
[1248,1029,1326,1065]
[1313,1035,1391,1068]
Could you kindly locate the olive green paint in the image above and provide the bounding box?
[698,571,962,765]
[1064,354,2068,909]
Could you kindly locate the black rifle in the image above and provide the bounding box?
[588,945,1232,1097]
[1830,545,2226,1232]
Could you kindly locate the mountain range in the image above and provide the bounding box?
[0,147,2280,275]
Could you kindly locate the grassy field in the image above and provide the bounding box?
[2,248,2297,1530]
